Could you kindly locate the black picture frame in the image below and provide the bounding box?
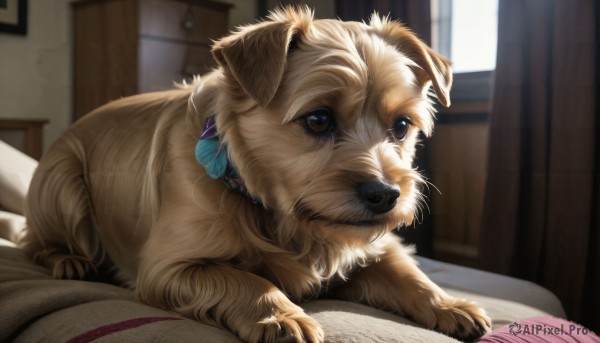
[0,0,27,35]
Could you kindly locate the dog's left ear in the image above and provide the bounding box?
[212,7,313,106]
[370,15,453,107]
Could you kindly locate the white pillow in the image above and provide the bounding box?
[0,210,26,245]
[0,140,38,215]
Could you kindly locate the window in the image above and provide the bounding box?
[431,0,499,104]
[431,0,499,73]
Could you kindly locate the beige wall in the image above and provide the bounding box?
[0,0,73,153]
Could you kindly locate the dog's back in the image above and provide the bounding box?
[20,88,192,282]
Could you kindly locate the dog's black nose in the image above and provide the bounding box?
[357,182,400,214]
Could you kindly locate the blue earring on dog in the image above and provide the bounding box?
[195,116,228,179]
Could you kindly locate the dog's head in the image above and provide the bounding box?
[209,6,451,245]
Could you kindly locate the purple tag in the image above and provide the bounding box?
[200,116,217,140]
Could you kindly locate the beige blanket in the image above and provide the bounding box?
[0,236,564,343]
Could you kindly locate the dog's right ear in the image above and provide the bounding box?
[369,15,453,107]
[212,7,313,106]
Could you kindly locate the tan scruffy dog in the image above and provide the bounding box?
[20,7,491,343]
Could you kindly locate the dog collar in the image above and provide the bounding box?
[195,116,262,205]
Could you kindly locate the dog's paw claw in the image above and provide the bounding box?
[53,255,96,280]
[247,312,324,343]
[431,297,491,340]
[34,250,96,280]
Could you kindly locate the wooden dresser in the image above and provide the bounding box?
[72,0,231,121]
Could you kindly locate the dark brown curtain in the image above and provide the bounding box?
[479,0,599,331]
[336,0,435,257]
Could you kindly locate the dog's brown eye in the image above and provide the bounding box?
[392,118,411,141]
[302,108,335,136]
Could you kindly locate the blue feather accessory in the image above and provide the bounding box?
[195,116,229,179]
[195,116,263,205]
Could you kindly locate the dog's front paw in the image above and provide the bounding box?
[413,296,491,341]
[245,311,324,343]
[34,250,96,280]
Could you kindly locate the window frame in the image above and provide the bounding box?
[431,0,496,121]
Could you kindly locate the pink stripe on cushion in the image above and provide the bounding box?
[66,316,183,343]
[478,316,600,343]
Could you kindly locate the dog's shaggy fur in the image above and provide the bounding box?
[20,7,491,342]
